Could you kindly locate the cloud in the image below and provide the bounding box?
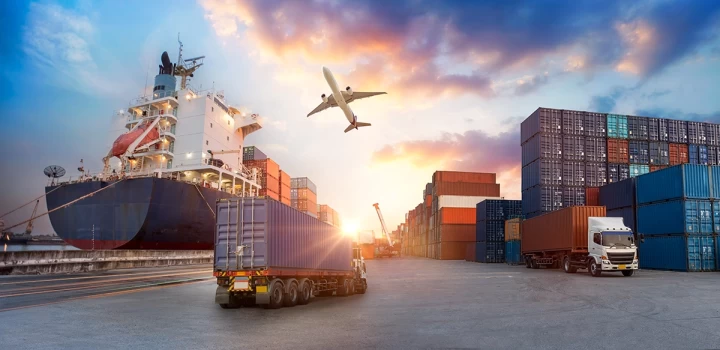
[635,108,720,123]
[514,73,550,96]
[641,89,672,100]
[588,86,630,113]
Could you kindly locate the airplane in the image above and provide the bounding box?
[307,66,387,133]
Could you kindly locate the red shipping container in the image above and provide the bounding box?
[521,206,606,254]
[434,182,500,196]
[439,208,476,224]
[585,187,599,206]
[425,195,432,208]
[361,244,375,260]
[438,241,470,260]
[465,243,476,262]
[279,170,291,186]
[649,165,668,172]
[433,171,496,185]
[669,143,689,165]
[607,139,629,163]
[438,224,475,241]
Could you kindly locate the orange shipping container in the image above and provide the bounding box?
[439,208,475,224]
[425,194,432,208]
[279,184,291,200]
[434,182,500,197]
[649,165,667,172]
[504,218,521,241]
[465,243,476,262]
[258,189,280,201]
[585,187,599,206]
[437,241,470,260]
[521,206,606,255]
[433,171,496,185]
[279,170,291,186]
[607,139,629,164]
[669,143,689,165]
[281,197,291,206]
[438,224,475,242]
[361,244,375,260]
[244,159,280,181]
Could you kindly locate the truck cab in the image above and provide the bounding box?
[353,247,368,292]
[586,217,639,277]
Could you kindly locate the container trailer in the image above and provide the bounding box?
[521,206,638,277]
[213,198,368,309]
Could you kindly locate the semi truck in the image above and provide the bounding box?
[213,198,368,309]
[521,206,639,277]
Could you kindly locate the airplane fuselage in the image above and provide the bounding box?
[323,67,356,125]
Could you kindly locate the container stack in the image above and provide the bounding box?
[242,146,267,161]
[291,177,318,218]
[635,164,717,271]
[504,218,522,265]
[278,170,291,206]
[474,200,522,263]
[521,107,720,219]
[318,204,340,227]
[598,177,637,233]
[243,158,280,200]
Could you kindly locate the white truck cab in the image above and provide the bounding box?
[586,217,639,277]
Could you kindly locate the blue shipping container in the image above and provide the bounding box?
[522,158,562,190]
[607,114,629,139]
[476,220,505,242]
[476,200,522,222]
[476,241,505,263]
[608,163,630,183]
[629,164,649,178]
[637,199,713,235]
[638,235,716,272]
[563,187,585,207]
[713,201,720,233]
[689,144,709,165]
[636,164,711,205]
[521,133,563,167]
[647,118,669,142]
[667,119,688,144]
[522,185,562,215]
[505,240,523,265]
[585,162,607,187]
[712,166,720,200]
[521,108,562,144]
[598,177,635,210]
[607,207,636,234]
[562,161,585,187]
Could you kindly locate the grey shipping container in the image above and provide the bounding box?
[562,161,585,187]
[584,112,607,138]
[291,177,317,193]
[563,135,585,161]
[706,123,720,146]
[687,121,708,145]
[563,187,585,207]
[608,163,630,183]
[521,133,563,167]
[214,198,352,272]
[562,110,584,135]
[628,116,649,140]
[709,146,719,166]
[522,185,562,216]
[668,119,688,143]
[648,117,669,142]
[522,159,562,190]
[629,141,649,164]
[585,162,607,187]
[243,146,268,161]
[649,141,670,165]
[585,137,607,163]
[521,107,562,144]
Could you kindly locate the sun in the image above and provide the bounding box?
[342,222,359,237]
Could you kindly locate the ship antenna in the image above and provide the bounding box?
[173,33,205,90]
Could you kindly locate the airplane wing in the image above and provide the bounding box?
[343,91,387,104]
[307,94,337,117]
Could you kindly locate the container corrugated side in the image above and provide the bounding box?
[636,164,711,204]
[521,206,606,254]
[522,133,563,167]
[434,182,500,197]
[214,198,351,272]
[505,240,522,265]
[279,170,291,186]
[522,159,562,190]
[437,241,469,260]
[475,200,522,221]
[437,195,502,210]
[438,224,475,242]
[476,220,505,242]
[439,208,476,224]
[433,171,496,185]
[711,166,720,200]
[563,135,585,161]
[585,187,599,206]
[637,199,713,235]
[598,177,635,210]
[606,207,636,234]
[465,243,476,262]
[638,235,716,272]
[505,218,521,241]
[521,107,562,144]
[476,241,505,263]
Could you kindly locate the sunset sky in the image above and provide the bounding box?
[1,0,720,236]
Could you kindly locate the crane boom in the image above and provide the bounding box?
[25,200,40,234]
[372,203,393,247]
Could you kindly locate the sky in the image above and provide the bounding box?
[1,0,720,237]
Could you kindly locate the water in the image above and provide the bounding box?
[3,244,80,252]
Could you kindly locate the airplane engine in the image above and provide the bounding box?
[345,86,353,95]
[321,93,328,103]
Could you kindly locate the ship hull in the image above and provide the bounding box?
[46,178,233,250]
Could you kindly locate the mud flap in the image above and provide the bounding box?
[255,291,270,305]
[215,285,230,305]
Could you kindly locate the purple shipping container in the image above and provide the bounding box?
[648,117,669,142]
[688,121,708,145]
[585,162,607,187]
[649,141,670,165]
[608,163,630,183]
[584,112,607,137]
[562,161,585,187]
[563,135,585,161]
[214,198,352,272]
[521,108,562,144]
[668,119,688,144]
[522,133,563,167]
[706,123,720,146]
[629,141,649,164]
[628,116,649,140]
[522,185,563,216]
[562,110,584,135]
[585,137,607,163]
[522,158,562,190]
[599,177,636,210]
[562,187,585,208]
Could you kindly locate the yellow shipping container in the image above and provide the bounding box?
[505,218,521,242]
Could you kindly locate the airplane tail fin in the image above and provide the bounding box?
[344,122,372,133]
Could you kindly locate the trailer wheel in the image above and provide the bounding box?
[264,280,284,309]
[563,256,577,274]
[530,259,539,269]
[349,280,356,295]
[357,279,367,294]
[589,260,602,277]
[622,270,634,277]
[283,281,299,307]
[337,279,350,297]
[524,256,532,269]
[297,280,312,305]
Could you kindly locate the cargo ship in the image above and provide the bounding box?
[45,41,264,250]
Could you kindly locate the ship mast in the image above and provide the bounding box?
[174,34,205,90]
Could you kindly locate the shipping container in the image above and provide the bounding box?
[522,133,563,166]
[360,244,375,260]
[607,163,630,183]
[434,182,500,197]
[521,206,606,254]
[638,235,716,272]
[562,161,585,187]
[476,220,506,242]
[432,241,470,260]
[476,241,505,263]
[585,187,599,206]
[522,185,562,216]
[649,165,668,172]
[279,183,291,200]
[647,117,669,142]
[290,188,318,202]
[598,177,636,210]
[243,159,280,182]
[584,112,607,138]
[439,208,476,224]
[636,164,711,204]
[291,198,318,214]
[505,218,521,241]
[280,197,291,206]
[687,121,707,145]
[425,183,433,196]
[563,187,586,207]
[689,144,709,165]
[629,164,649,177]
[290,177,317,193]
[706,123,720,146]
[708,146,718,166]
[437,195,503,210]
[669,143,689,165]
[648,141,670,165]
[584,137,607,163]
[279,170,291,186]
[714,201,720,233]
[629,141,649,164]
[585,162,607,187]
[438,224,476,242]
[214,198,351,272]
[712,166,720,200]
[627,116,649,140]
[505,240,523,265]
[668,119,688,143]
[476,199,522,221]
[521,107,562,144]
[562,135,585,161]
[638,199,713,235]
[607,114,629,139]
[258,189,280,201]
[465,243,476,262]
[562,110,584,135]
[522,158,562,190]
[433,171,496,185]
[608,139,629,163]
[606,207,636,234]
[242,146,268,161]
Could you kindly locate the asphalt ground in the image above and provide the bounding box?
[1,258,719,349]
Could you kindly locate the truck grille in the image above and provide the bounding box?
[607,252,635,265]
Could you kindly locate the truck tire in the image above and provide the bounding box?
[563,256,577,273]
[589,260,602,277]
[622,270,634,277]
[337,279,350,297]
[524,256,532,269]
[530,259,539,269]
[356,279,367,294]
[264,280,284,309]
[297,280,312,305]
[283,280,299,307]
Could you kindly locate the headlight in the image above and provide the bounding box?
[602,260,611,265]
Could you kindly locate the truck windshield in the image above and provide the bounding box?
[602,231,634,247]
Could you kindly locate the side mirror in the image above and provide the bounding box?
[639,233,645,244]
